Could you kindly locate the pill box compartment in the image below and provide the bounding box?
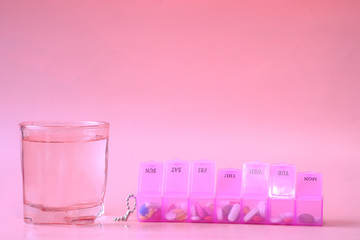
[215,198,241,223]
[162,160,190,222]
[215,168,242,223]
[188,160,216,223]
[269,164,296,225]
[241,162,270,224]
[162,197,188,222]
[189,197,215,222]
[295,172,323,226]
[137,196,162,222]
[242,198,268,224]
[137,161,163,222]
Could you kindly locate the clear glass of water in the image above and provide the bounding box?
[20,121,109,225]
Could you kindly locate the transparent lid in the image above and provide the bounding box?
[296,172,323,198]
[137,161,164,195]
[242,162,269,197]
[269,163,296,198]
[216,168,242,197]
[163,159,190,196]
[189,160,216,196]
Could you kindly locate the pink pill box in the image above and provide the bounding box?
[296,172,323,226]
[162,159,190,222]
[136,160,323,226]
[269,163,296,225]
[189,160,216,223]
[137,161,163,222]
[241,162,269,224]
[215,168,242,223]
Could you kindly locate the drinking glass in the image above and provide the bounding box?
[20,121,109,225]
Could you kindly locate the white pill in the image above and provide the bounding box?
[191,216,200,221]
[190,205,197,217]
[217,207,223,221]
[243,207,259,222]
[257,201,267,217]
[227,204,240,222]
[165,212,177,221]
[270,217,282,224]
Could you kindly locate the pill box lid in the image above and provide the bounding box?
[163,159,190,196]
[269,163,296,198]
[137,161,164,195]
[242,161,270,197]
[296,172,323,198]
[216,168,242,197]
[189,160,216,196]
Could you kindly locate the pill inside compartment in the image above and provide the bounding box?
[137,196,162,222]
[189,160,216,223]
[162,160,190,222]
[269,164,296,225]
[137,161,164,222]
[295,172,323,226]
[162,197,188,222]
[215,199,241,223]
[242,198,268,224]
[241,162,269,224]
[215,168,242,223]
[189,198,215,222]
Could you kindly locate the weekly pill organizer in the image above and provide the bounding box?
[136,160,323,226]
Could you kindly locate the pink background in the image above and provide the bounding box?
[1,0,359,239]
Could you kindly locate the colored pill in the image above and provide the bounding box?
[195,203,205,219]
[227,203,240,222]
[147,209,155,218]
[299,213,315,223]
[204,216,213,221]
[153,210,161,220]
[223,204,232,216]
[139,215,147,220]
[253,215,264,222]
[168,204,176,211]
[283,217,293,224]
[139,204,149,216]
[176,212,187,221]
[281,212,293,224]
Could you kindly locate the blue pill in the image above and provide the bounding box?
[139,204,149,216]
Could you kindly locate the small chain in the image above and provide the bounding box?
[113,194,137,221]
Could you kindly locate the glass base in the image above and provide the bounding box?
[23,203,104,225]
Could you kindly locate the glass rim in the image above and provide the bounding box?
[19,121,110,129]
